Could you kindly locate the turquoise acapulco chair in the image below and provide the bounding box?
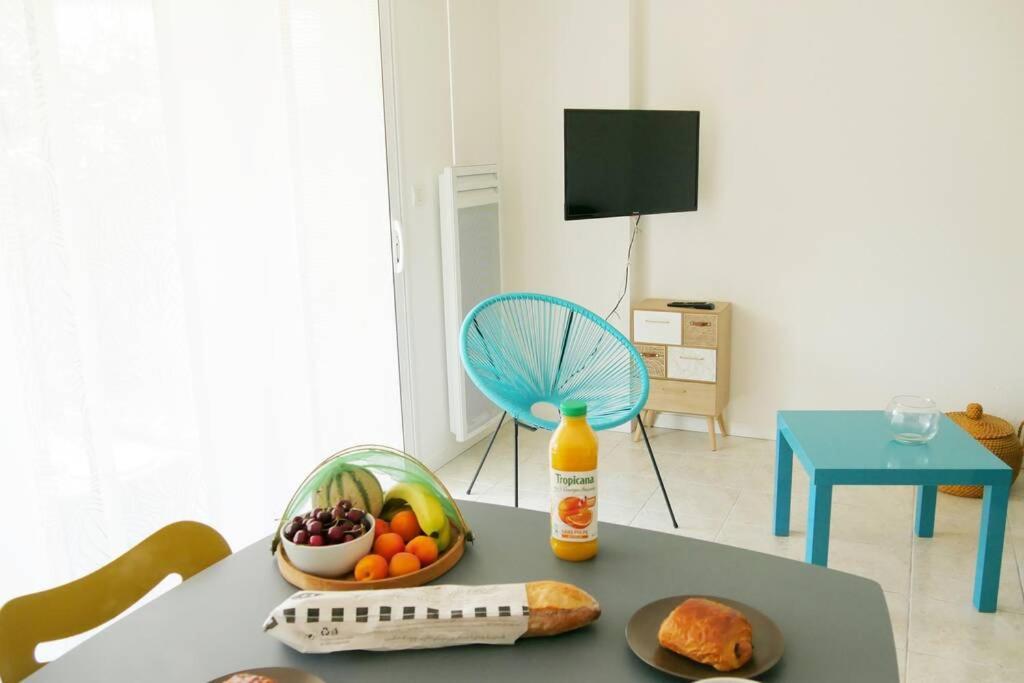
[460,292,677,526]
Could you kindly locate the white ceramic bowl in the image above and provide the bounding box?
[281,514,375,578]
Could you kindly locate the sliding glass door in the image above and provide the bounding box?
[0,0,402,609]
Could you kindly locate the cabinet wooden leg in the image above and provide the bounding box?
[632,411,645,443]
[706,416,718,451]
[716,414,728,437]
[633,410,657,442]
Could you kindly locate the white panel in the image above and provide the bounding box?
[633,310,682,345]
[667,347,717,382]
[440,165,502,441]
[456,172,499,191]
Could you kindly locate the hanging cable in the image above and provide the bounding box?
[605,212,641,321]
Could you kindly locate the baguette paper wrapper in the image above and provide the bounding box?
[264,584,530,653]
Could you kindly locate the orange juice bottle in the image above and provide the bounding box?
[549,399,598,561]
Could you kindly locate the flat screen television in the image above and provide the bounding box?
[564,109,699,221]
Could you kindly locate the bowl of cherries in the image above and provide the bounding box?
[280,500,375,577]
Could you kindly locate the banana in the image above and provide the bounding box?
[435,517,452,551]
[384,482,452,551]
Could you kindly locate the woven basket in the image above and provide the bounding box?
[939,403,1023,498]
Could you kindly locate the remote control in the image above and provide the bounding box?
[668,301,715,310]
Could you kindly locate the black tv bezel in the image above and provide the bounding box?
[563,108,700,221]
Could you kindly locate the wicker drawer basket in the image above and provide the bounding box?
[940,403,1024,498]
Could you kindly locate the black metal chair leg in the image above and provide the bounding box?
[639,420,678,528]
[467,412,507,494]
[513,420,519,508]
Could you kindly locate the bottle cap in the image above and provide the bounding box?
[560,400,588,418]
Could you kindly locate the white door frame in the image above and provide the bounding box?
[378,0,418,455]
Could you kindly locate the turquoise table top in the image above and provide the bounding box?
[777,411,1013,486]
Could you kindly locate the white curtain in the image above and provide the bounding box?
[0,0,403,611]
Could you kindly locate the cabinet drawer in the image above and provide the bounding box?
[647,379,716,415]
[636,343,666,379]
[633,310,682,346]
[667,347,716,382]
[683,313,718,347]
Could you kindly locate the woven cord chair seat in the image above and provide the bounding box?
[459,292,676,527]
[460,293,649,431]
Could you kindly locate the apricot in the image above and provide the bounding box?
[372,532,406,561]
[389,509,423,543]
[354,554,388,581]
[373,518,391,539]
[406,535,439,566]
[388,551,422,577]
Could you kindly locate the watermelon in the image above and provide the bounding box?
[312,465,384,517]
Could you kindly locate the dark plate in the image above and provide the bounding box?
[209,666,326,683]
[625,596,784,681]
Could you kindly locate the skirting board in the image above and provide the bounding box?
[648,412,766,441]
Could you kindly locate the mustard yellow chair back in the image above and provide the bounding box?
[0,521,230,683]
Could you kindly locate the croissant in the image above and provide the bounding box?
[657,598,753,672]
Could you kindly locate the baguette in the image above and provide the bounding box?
[264,582,600,653]
[525,580,601,637]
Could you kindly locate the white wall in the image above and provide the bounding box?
[448,0,502,166]
[389,0,636,466]
[492,0,1024,439]
[633,0,1024,437]
[496,0,634,325]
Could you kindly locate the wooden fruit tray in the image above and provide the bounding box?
[276,523,465,591]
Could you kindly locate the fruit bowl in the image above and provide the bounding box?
[280,514,375,578]
[271,445,473,591]
[276,520,465,591]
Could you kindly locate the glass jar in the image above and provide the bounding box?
[886,395,940,444]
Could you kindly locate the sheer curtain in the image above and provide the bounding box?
[0,0,402,609]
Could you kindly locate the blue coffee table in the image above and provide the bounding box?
[773,410,1013,612]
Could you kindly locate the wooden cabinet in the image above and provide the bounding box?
[630,300,732,451]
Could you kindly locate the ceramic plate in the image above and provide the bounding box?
[625,595,784,681]
[209,666,326,683]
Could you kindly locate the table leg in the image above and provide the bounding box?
[773,430,793,536]
[806,484,833,566]
[973,483,1010,612]
[915,485,937,538]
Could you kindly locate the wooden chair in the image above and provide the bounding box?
[0,521,230,682]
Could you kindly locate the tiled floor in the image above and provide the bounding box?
[436,423,1024,683]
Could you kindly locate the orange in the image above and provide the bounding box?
[354,554,388,581]
[389,510,422,543]
[557,496,594,529]
[405,535,439,566]
[388,551,421,577]
[372,532,405,561]
[373,519,391,539]
[565,507,593,529]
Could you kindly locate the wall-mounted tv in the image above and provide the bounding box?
[564,109,699,221]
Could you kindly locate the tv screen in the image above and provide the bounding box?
[564,109,699,221]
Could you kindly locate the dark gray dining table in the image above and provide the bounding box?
[27,501,898,682]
